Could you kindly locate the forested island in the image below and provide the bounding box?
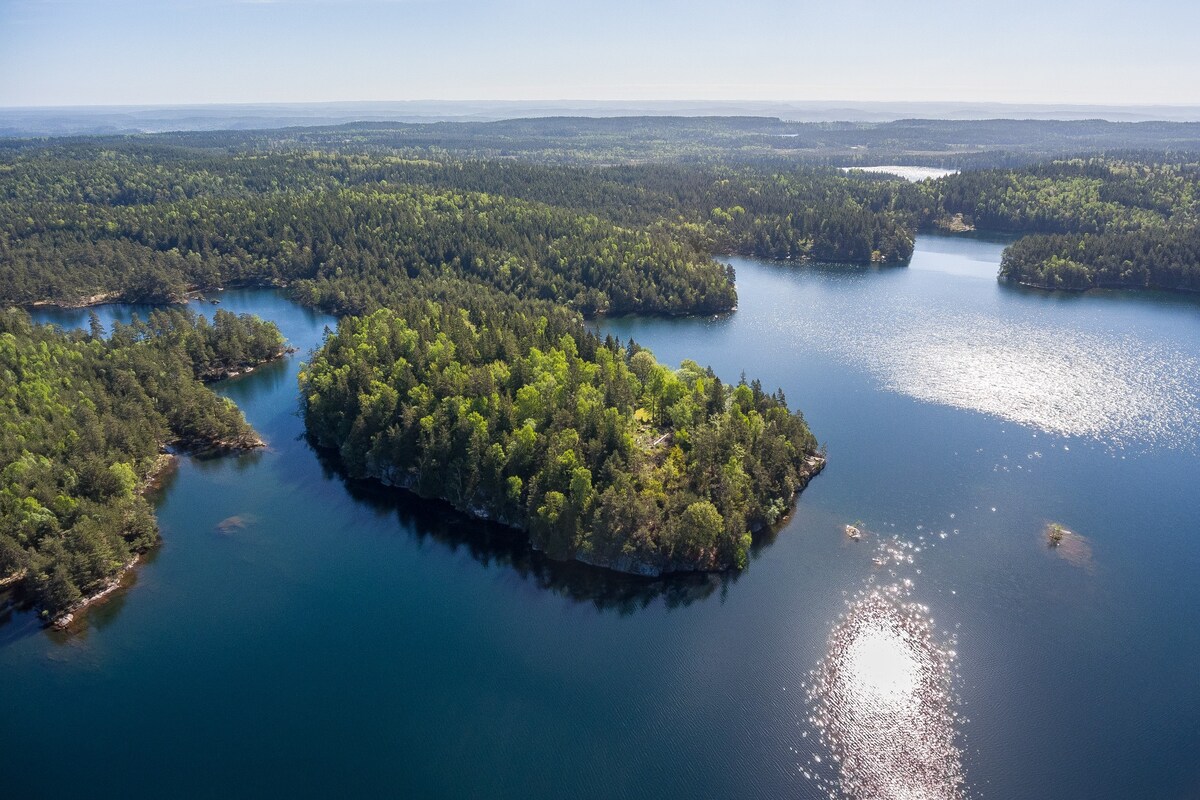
[301,299,822,576]
[0,308,286,621]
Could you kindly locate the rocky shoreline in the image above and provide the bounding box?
[11,334,287,632]
[27,290,126,309]
[360,449,827,579]
[23,278,293,311]
[197,346,297,383]
[934,213,976,233]
[51,555,141,630]
[0,568,27,589]
[1004,274,1200,295]
[47,453,178,629]
[43,438,264,631]
[141,452,179,495]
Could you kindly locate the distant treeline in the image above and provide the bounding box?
[0,308,284,617]
[0,144,920,317]
[10,140,1197,303]
[926,157,1200,291]
[7,116,1199,168]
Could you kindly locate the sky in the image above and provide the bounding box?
[2,0,1199,107]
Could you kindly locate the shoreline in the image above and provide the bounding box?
[11,329,289,633]
[44,437,264,631]
[0,568,27,589]
[197,346,297,383]
[337,445,826,579]
[46,451,178,629]
[22,278,292,311]
[1003,275,1200,296]
[52,555,141,630]
[141,452,179,495]
[27,290,126,310]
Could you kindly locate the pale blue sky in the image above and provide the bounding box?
[2,0,1198,107]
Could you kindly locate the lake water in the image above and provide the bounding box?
[3,234,1199,799]
[840,165,959,181]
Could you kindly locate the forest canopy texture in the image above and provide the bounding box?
[301,299,821,576]
[927,157,1200,291]
[0,144,919,314]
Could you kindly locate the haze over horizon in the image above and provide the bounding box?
[2,0,1199,108]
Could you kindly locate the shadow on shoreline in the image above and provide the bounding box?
[310,444,740,617]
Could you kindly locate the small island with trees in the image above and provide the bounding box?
[301,299,824,575]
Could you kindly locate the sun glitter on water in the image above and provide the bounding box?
[806,544,965,800]
[764,295,1199,450]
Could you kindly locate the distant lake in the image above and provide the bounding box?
[841,165,960,181]
[3,234,1198,799]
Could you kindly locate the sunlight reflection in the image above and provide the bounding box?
[769,298,1199,449]
[810,581,964,800]
[845,625,920,705]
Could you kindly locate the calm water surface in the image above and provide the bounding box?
[3,234,1199,799]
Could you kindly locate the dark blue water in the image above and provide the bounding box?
[3,235,1198,799]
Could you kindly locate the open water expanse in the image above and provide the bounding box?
[3,233,1199,798]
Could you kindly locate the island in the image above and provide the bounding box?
[301,301,824,575]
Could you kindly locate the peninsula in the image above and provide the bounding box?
[0,307,287,622]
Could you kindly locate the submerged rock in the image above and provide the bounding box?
[216,515,249,534]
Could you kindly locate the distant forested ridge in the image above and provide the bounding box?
[301,298,822,576]
[0,308,285,618]
[926,157,1200,291]
[9,115,1198,169]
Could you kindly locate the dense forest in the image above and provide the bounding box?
[0,308,285,619]
[301,297,822,576]
[0,131,886,618]
[0,127,930,621]
[926,157,1200,291]
[0,143,918,316]
[15,136,1198,303]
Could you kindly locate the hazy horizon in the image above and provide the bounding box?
[6,99,1200,138]
[6,99,1200,114]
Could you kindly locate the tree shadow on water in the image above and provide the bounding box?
[0,589,42,648]
[311,446,738,616]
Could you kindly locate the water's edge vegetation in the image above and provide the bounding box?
[0,308,287,620]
